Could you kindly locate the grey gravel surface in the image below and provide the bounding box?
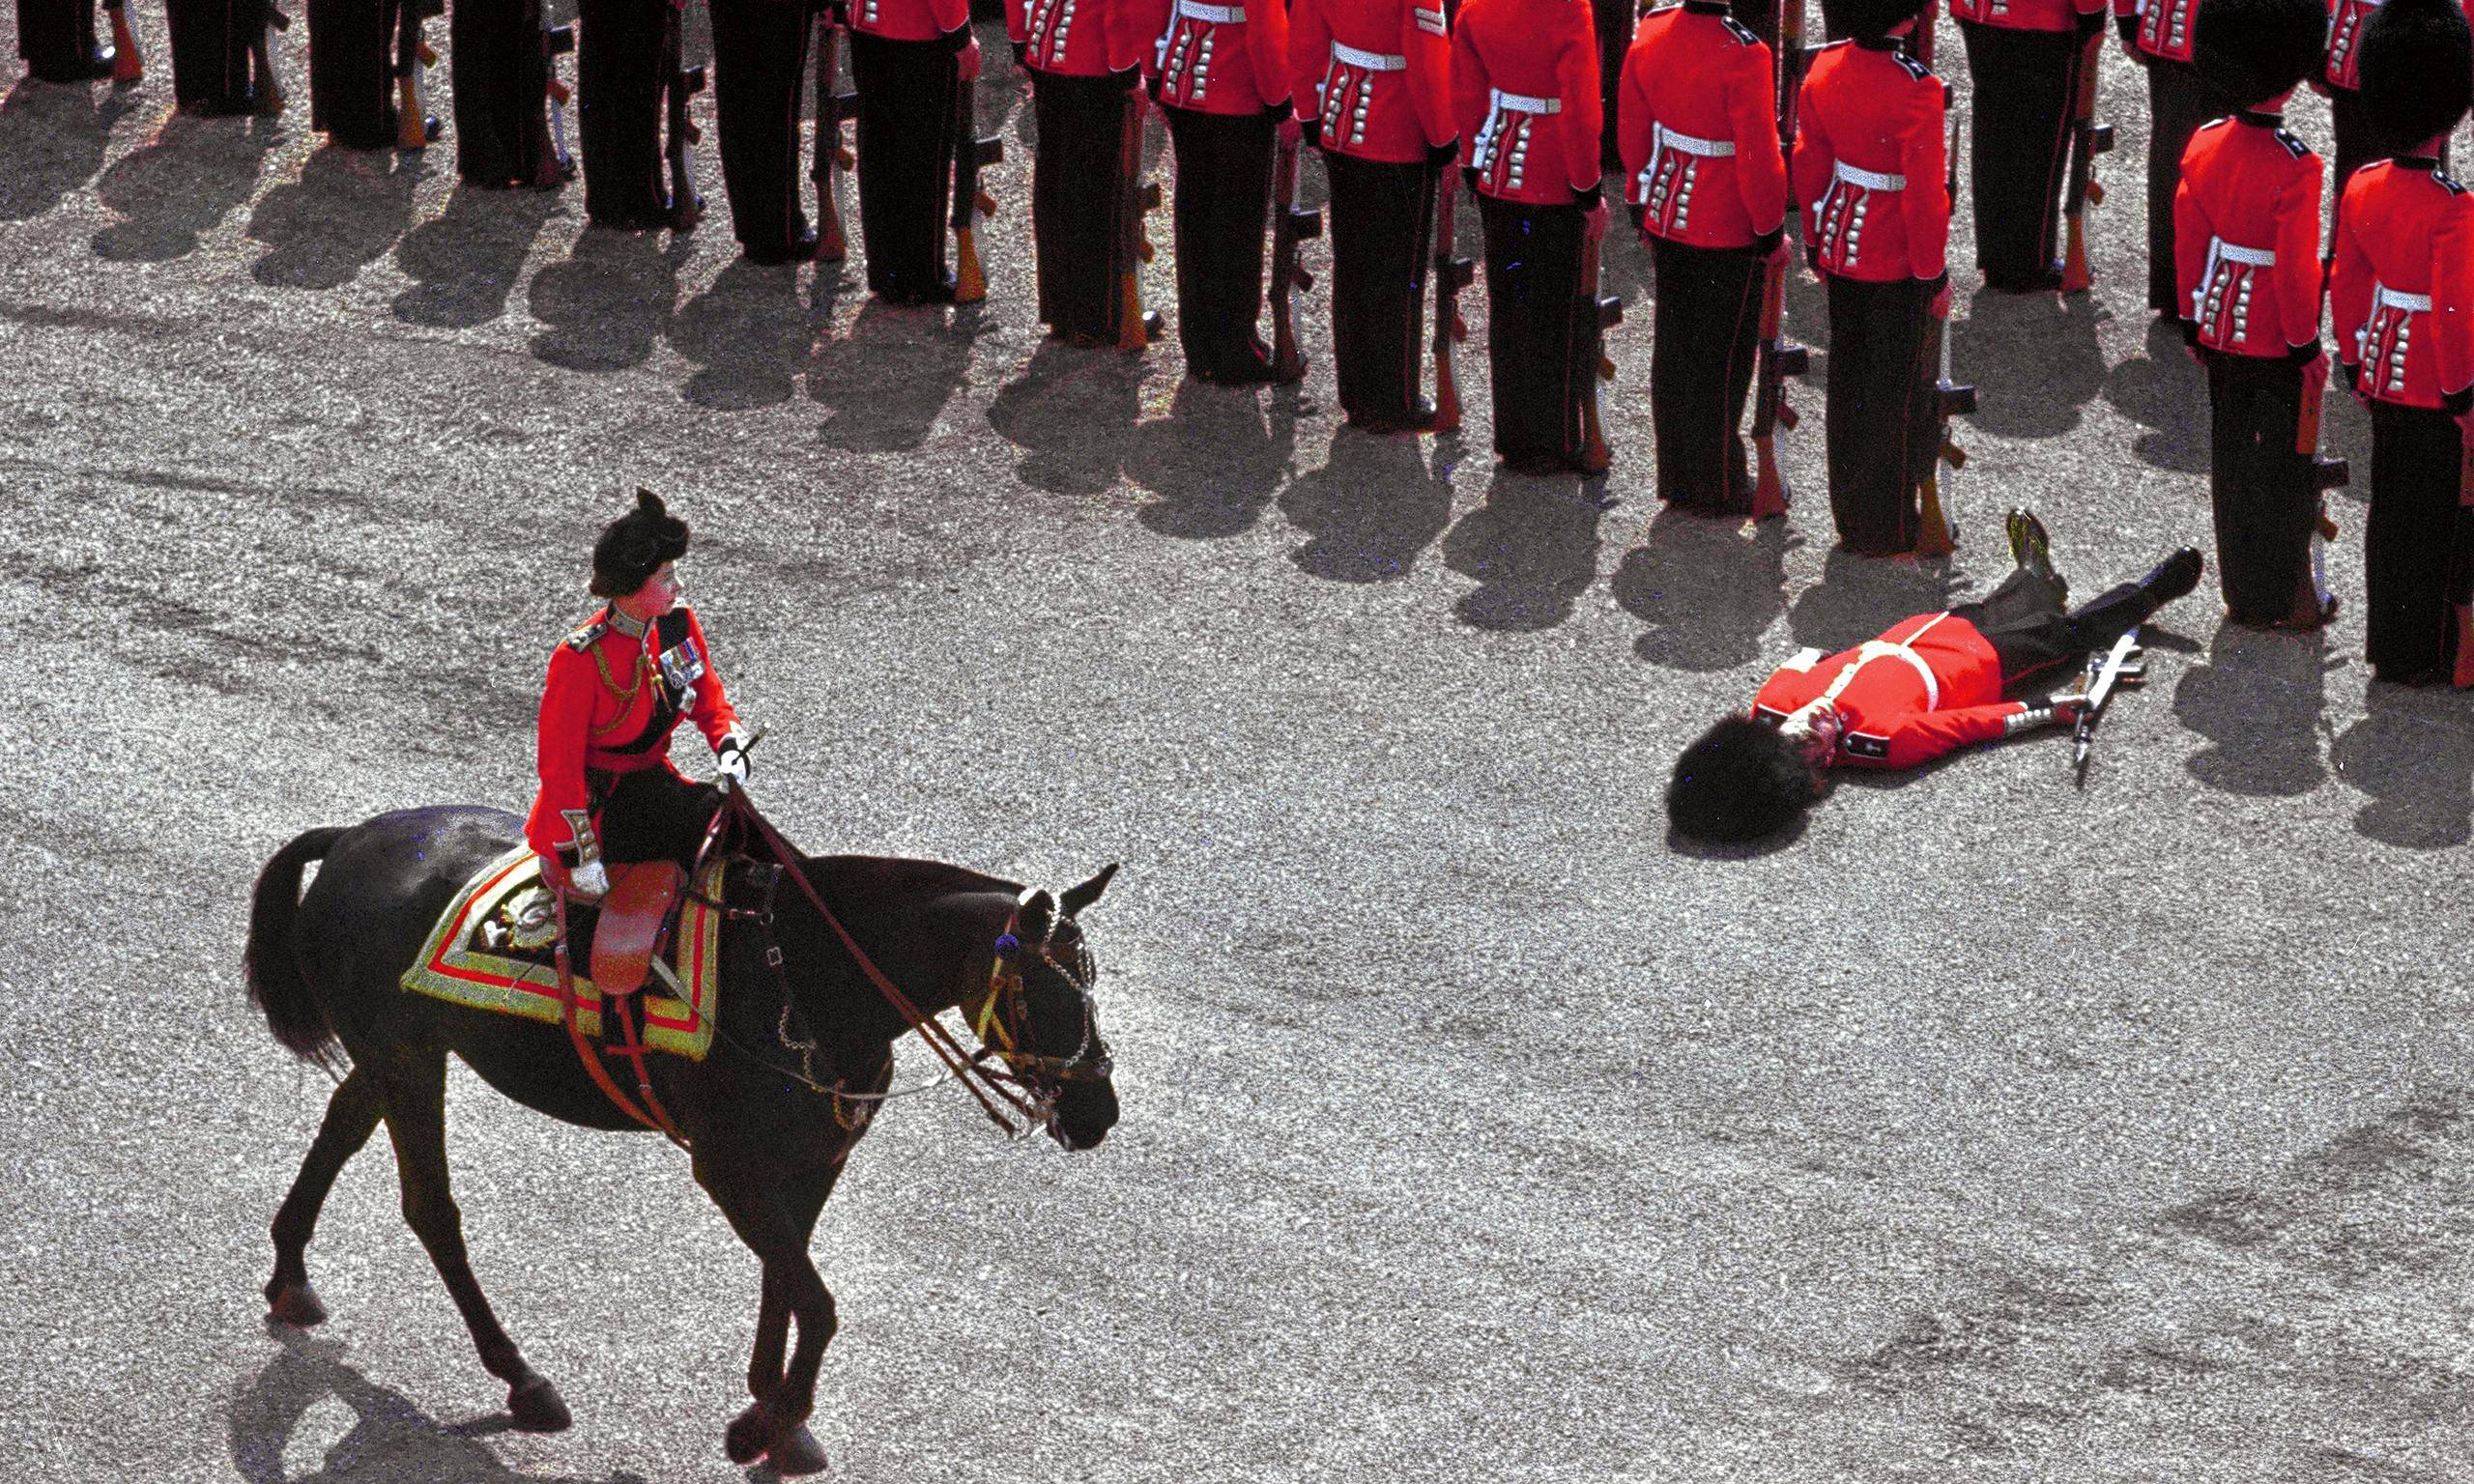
[3,16,2473,1484]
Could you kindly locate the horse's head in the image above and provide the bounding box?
[975,865,1122,1151]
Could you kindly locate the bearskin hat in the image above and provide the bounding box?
[2359,0,2474,156]
[1831,0,1933,42]
[1665,715,1820,843]
[2190,0,2329,109]
[590,488,691,599]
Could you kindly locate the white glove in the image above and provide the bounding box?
[715,731,752,791]
[570,858,610,899]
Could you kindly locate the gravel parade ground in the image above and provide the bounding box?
[4,16,2473,1482]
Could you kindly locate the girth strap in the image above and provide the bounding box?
[554,891,690,1149]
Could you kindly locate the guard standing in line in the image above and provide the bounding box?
[1951,0,2105,291]
[1792,0,1951,555]
[2317,0,2466,235]
[1617,0,1787,509]
[1011,0,1152,342]
[851,0,981,298]
[578,0,692,228]
[709,0,821,263]
[1290,0,1458,430]
[2332,0,2474,682]
[307,0,437,149]
[1141,0,1299,380]
[2114,0,2215,315]
[2173,0,2332,627]
[16,0,117,81]
[166,0,280,112]
[1453,0,1603,471]
[452,0,572,187]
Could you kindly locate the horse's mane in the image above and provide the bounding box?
[790,852,1022,903]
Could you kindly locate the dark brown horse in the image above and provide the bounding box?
[242,804,1120,1476]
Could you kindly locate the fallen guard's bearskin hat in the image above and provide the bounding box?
[2190,0,2329,109]
[1832,0,1933,42]
[2358,0,2474,156]
[590,488,691,599]
[1666,715,1820,843]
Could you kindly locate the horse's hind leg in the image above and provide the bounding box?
[266,1067,386,1327]
[379,1056,572,1433]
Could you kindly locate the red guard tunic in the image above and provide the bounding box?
[1288,0,1454,161]
[1011,0,1151,75]
[1951,0,2102,31]
[1138,0,1291,110]
[2114,0,2196,61]
[1750,612,2043,769]
[1617,2,1786,246]
[1793,39,1950,281]
[1449,0,1599,203]
[2172,114,2322,358]
[525,607,741,864]
[852,0,968,42]
[2333,160,2474,409]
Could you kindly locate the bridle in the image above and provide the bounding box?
[969,903,1115,1096]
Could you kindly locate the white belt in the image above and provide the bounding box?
[1819,616,1947,714]
[1834,161,1905,191]
[1176,0,1246,20]
[2209,239,2276,268]
[1332,41,1405,70]
[1653,123,1734,157]
[2375,284,2431,312]
[1490,89,1560,114]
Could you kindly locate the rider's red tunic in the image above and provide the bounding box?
[525,606,739,863]
[1749,611,2037,768]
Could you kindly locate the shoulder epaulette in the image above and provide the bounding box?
[1720,14,1757,43]
[2438,171,2468,196]
[2196,115,2230,133]
[2274,128,2310,159]
[1892,49,1932,82]
[562,617,609,652]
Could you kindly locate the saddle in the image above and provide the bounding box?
[584,861,685,999]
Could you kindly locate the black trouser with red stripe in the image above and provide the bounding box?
[1478,195,1587,468]
[577,0,673,225]
[16,0,104,81]
[1164,104,1278,381]
[1959,18,2081,290]
[451,0,561,186]
[166,0,273,112]
[2201,349,2318,626]
[1823,272,1937,555]
[710,0,815,257]
[307,0,419,148]
[2143,58,2215,315]
[852,30,961,300]
[1031,70,1136,343]
[1650,235,1764,510]
[1323,149,1437,425]
[2363,400,2470,682]
[1955,564,2169,683]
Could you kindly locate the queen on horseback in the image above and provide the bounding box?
[525,488,754,904]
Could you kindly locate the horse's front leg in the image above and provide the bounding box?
[698,1155,841,1470]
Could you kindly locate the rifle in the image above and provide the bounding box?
[1748,0,1811,518]
[395,0,443,152]
[103,0,143,82]
[1575,217,1621,474]
[2072,626,2148,785]
[254,5,290,113]
[811,6,859,261]
[2057,28,2112,292]
[1116,88,1163,351]
[951,69,1002,302]
[1268,124,1321,382]
[1913,15,1969,556]
[664,11,706,231]
[2295,360,2348,614]
[1431,165,1476,432]
[542,22,578,185]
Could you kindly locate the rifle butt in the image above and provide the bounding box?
[1915,472,1957,557]
[2061,219,2090,292]
[107,1,144,82]
[1751,436,1788,519]
[955,227,987,303]
[397,74,429,150]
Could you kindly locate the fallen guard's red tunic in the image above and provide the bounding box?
[526,607,740,865]
[1750,612,2042,768]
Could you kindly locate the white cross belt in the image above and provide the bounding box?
[1176,1,1245,20]
[2375,284,2431,312]
[1331,41,1405,70]
[1489,89,1560,114]
[1653,123,1734,157]
[1833,161,1905,191]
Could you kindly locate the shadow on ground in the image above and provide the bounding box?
[91,111,280,261]
[394,185,567,328]
[248,144,428,290]
[1439,467,1613,631]
[0,76,140,222]
[1124,379,1302,539]
[1277,426,1456,583]
[1610,504,1798,671]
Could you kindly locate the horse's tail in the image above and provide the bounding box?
[244,827,350,1073]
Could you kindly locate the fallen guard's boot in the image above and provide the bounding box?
[2006,508,2068,606]
[589,862,684,997]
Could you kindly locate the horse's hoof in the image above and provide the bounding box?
[724,1402,777,1466]
[507,1376,572,1433]
[767,1424,828,1476]
[266,1281,328,1327]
